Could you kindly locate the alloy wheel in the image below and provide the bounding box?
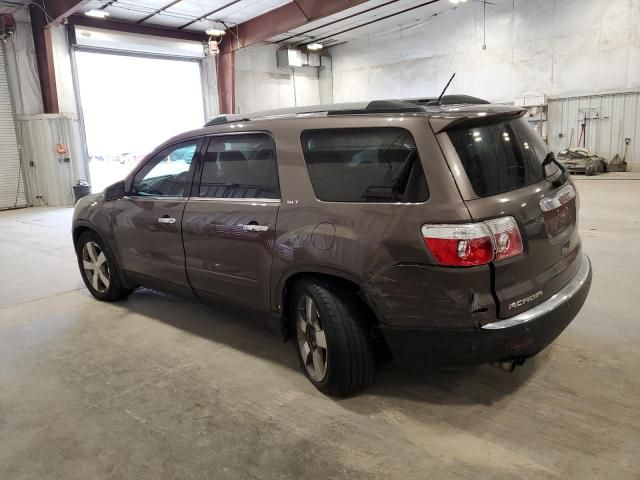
[296,295,328,382]
[81,241,110,293]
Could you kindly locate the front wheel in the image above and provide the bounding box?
[291,279,374,397]
[76,231,132,301]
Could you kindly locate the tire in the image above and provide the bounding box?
[290,278,374,397]
[76,230,133,301]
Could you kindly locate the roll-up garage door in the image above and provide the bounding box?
[0,42,26,210]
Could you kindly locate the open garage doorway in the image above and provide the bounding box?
[75,51,205,193]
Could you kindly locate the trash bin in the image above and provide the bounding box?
[73,180,91,203]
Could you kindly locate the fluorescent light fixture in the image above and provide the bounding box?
[448,0,468,4]
[206,28,226,36]
[307,43,323,51]
[85,9,110,18]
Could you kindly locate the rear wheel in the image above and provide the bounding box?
[291,278,373,397]
[76,231,132,301]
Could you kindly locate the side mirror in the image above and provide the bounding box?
[104,181,125,201]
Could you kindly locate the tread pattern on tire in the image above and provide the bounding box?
[294,278,373,397]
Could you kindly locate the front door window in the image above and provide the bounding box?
[133,142,199,197]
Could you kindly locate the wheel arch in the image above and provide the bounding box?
[72,224,91,250]
[72,221,132,289]
[273,267,381,339]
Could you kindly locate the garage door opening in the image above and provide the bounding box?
[75,51,205,193]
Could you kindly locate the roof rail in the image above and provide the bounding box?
[202,96,490,127]
[204,115,249,127]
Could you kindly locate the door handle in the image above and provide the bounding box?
[240,223,269,232]
[158,216,176,224]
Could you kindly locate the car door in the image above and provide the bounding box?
[112,138,202,293]
[182,132,280,309]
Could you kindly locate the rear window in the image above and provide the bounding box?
[300,128,428,203]
[448,117,560,197]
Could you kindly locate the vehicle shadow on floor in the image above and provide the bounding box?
[364,357,542,406]
[121,288,543,406]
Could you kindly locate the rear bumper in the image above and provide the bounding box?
[379,254,592,367]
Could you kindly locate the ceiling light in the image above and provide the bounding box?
[85,9,110,18]
[307,43,323,51]
[206,28,226,36]
[448,0,468,4]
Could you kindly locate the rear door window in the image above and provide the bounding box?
[198,133,280,199]
[447,117,559,197]
[300,128,428,203]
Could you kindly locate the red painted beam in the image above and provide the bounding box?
[44,0,92,25]
[217,52,235,114]
[30,3,59,113]
[219,0,368,53]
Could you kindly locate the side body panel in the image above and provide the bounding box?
[182,198,279,309]
[111,197,191,289]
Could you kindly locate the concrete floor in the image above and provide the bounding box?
[1,174,639,479]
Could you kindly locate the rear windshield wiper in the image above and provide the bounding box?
[542,152,568,187]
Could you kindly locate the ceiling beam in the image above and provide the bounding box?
[303,0,441,46]
[178,0,242,29]
[68,15,208,42]
[137,0,184,24]
[98,1,117,10]
[41,0,92,25]
[219,0,369,53]
[281,0,401,44]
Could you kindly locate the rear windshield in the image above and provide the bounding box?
[300,127,428,203]
[448,117,559,197]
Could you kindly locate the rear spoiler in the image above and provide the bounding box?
[431,108,527,133]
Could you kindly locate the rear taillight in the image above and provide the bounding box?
[486,216,523,261]
[421,217,523,267]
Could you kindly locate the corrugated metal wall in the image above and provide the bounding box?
[19,114,85,207]
[548,92,640,171]
[0,43,27,210]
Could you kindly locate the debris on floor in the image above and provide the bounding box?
[556,148,608,176]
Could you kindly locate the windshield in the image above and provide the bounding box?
[448,117,560,197]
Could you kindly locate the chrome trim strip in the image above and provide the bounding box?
[187,197,281,204]
[240,224,269,232]
[481,254,591,330]
[123,196,186,201]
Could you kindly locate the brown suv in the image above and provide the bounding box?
[72,97,592,397]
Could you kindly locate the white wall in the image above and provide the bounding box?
[330,0,640,103]
[4,21,43,116]
[235,43,327,113]
[50,26,81,115]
